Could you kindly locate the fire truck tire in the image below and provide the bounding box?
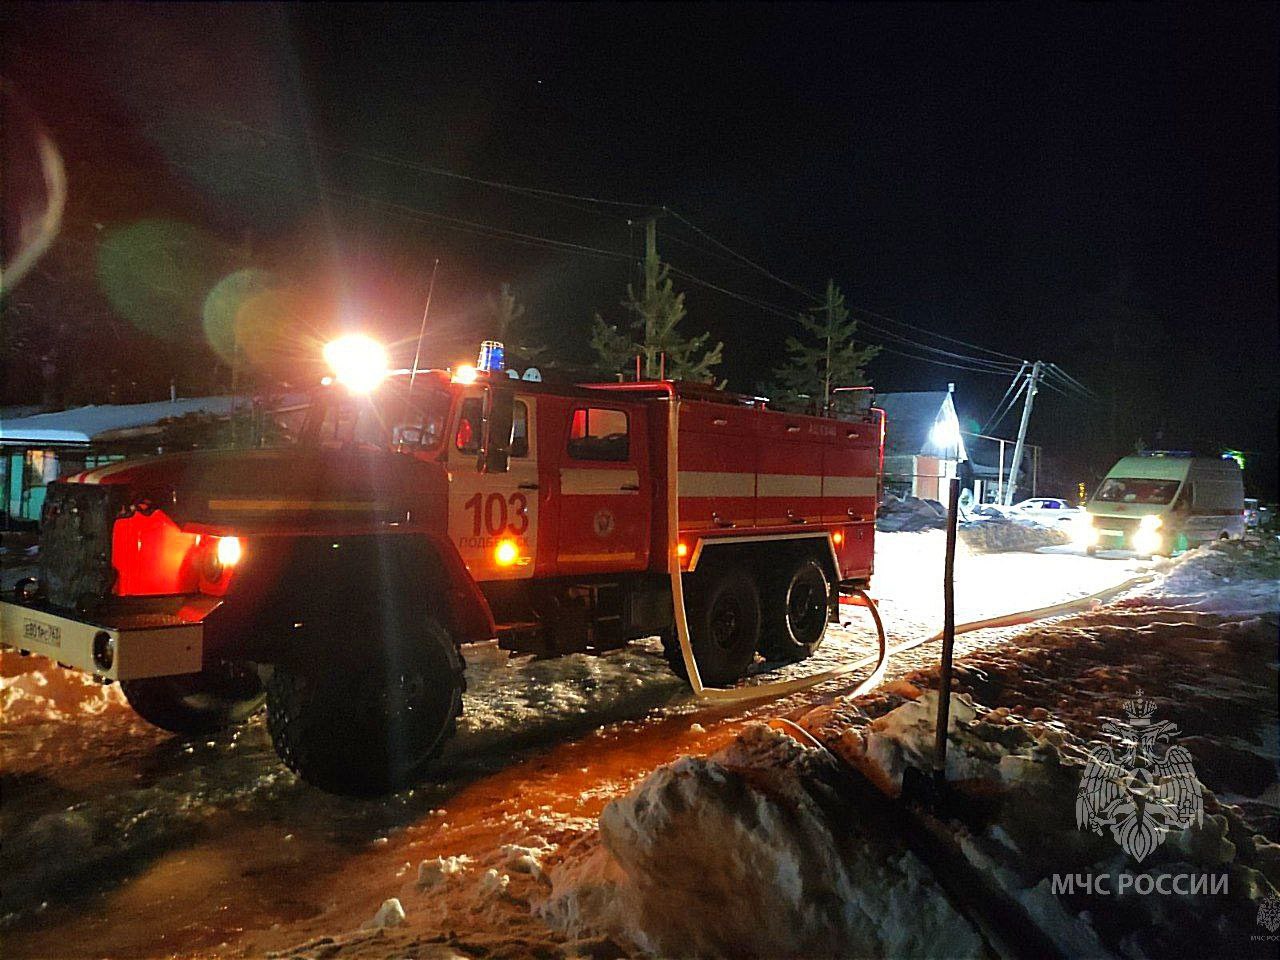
[265,616,464,796]
[663,567,760,686]
[120,661,265,735]
[759,557,830,662]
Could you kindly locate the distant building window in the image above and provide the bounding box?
[568,407,629,461]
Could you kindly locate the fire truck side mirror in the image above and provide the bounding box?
[478,385,514,474]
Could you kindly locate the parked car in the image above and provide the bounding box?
[1008,497,1086,526]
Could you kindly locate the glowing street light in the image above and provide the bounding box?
[323,334,389,393]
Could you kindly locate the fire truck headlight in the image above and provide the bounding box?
[215,536,243,567]
[323,335,388,393]
[494,539,520,566]
[1139,514,1162,531]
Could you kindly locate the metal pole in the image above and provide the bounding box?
[1004,360,1043,505]
[933,477,961,793]
[997,440,1005,504]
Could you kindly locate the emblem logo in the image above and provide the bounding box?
[593,509,615,538]
[1075,690,1203,862]
[1259,895,1280,934]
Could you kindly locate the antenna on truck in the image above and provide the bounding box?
[408,258,440,394]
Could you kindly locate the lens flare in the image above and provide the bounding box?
[323,335,388,392]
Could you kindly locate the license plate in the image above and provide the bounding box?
[21,617,63,649]
[1099,529,1123,536]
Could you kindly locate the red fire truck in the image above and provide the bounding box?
[1,337,883,794]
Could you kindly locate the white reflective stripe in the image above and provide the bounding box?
[822,476,878,498]
[560,468,639,495]
[757,473,822,498]
[678,471,755,498]
[80,459,142,484]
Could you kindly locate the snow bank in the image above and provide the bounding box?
[1136,539,1280,615]
[539,723,984,957]
[959,517,1071,554]
[0,653,128,724]
[877,495,947,532]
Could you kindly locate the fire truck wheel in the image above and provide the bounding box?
[120,661,265,735]
[759,557,830,662]
[664,567,760,686]
[265,616,464,796]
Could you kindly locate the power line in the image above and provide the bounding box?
[667,265,1025,378]
[663,208,1028,365]
[854,320,1023,373]
[222,118,1036,374]
[662,208,820,302]
[981,362,1030,434]
[216,117,657,214]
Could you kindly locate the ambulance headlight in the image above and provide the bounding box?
[323,335,388,393]
[1139,514,1162,531]
[1072,515,1099,547]
[1133,528,1162,555]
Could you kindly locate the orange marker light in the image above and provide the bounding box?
[832,531,844,546]
[215,536,243,567]
[494,539,519,566]
[676,542,689,558]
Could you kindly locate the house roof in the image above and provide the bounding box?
[0,397,237,445]
[876,391,967,461]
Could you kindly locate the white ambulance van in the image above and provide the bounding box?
[1082,451,1245,557]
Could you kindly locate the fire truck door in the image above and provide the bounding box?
[555,403,649,573]
[447,393,539,581]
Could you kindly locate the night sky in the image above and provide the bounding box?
[3,2,1277,493]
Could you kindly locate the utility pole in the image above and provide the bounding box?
[638,217,658,378]
[1004,360,1044,505]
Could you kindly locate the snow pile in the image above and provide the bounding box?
[539,723,984,957]
[959,516,1071,554]
[877,495,947,532]
[417,854,471,889]
[449,639,687,757]
[0,654,128,724]
[1137,539,1280,614]
[362,897,406,929]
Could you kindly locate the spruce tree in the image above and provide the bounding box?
[591,247,723,383]
[769,280,879,413]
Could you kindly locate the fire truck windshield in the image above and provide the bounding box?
[307,384,452,453]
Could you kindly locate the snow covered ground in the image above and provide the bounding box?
[1,534,1264,958]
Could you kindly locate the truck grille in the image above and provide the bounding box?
[1095,515,1140,542]
[39,483,129,612]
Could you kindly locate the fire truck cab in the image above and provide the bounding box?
[1,341,883,795]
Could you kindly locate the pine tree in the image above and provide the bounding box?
[483,283,547,368]
[591,247,723,383]
[769,280,879,413]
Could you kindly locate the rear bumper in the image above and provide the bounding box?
[0,599,204,680]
